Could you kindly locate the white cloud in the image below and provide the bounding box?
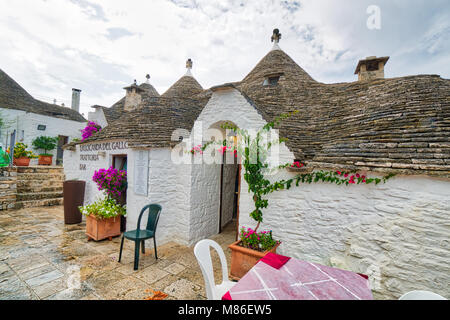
[0,0,448,117]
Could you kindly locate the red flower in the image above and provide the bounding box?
[344,173,349,177]
[336,171,341,175]
[356,173,360,178]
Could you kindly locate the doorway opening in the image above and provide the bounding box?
[218,151,240,239]
[112,154,128,232]
[56,135,68,165]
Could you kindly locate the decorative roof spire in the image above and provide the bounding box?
[145,74,150,84]
[185,58,193,77]
[271,28,282,51]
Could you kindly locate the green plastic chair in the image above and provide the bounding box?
[118,204,162,270]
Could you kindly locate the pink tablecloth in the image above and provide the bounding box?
[223,253,373,300]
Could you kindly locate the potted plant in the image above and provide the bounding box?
[79,166,127,241]
[32,136,58,165]
[228,227,281,280]
[12,142,38,166]
[79,197,126,241]
[93,166,128,231]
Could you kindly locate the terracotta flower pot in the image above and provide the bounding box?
[38,155,53,165]
[85,214,121,241]
[228,240,280,280]
[13,157,30,167]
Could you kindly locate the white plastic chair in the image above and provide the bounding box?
[399,290,446,300]
[194,239,235,300]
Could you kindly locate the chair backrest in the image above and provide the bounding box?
[136,204,162,232]
[399,290,446,300]
[194,239,229,300]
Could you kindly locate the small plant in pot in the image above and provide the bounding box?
[79,197,126,241]
[32,136,58,165]
[12,142,38,166]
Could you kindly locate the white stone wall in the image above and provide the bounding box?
[189,88,294,244]
[87,108,108,128]
[239,173,450,299]
[0,108,85,165]
[189,161,221,244]
[64,144,193,246]
[63,140,131,205]
[126,148,191,246]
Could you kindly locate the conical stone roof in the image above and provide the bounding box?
[162,75,203,98]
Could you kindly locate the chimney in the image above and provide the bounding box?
[354,56,389,81]
[123,80,143,111]
[71,88,81,112]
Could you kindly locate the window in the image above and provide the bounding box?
[263,74,282,86]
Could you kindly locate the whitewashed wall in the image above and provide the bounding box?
[87,108,108,128]
[193,88,450,300]
[239,174,450,299]
[189,161,221,244]
[63,140,131,205]
[1,108,85,165]
[189,88,294,243]
[126,148,192,246]
[64,144,193,246]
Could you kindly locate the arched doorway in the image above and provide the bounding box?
[207,121,241,239]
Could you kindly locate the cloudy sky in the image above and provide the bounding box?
[0,0,449,117]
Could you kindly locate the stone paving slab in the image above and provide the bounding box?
[0,205,236,300]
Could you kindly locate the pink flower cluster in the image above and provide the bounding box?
[81,121,102,141]
[218,146,238,157]
[240,227,277,251]
[336,171,366,183]
[93,166,127,199]
[190,144,203,155]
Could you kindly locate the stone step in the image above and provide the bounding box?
[17,186,63,194]
[16,166,64,174]
[16,191,63,201]
[17,179,63,188]
[15,197,63,209]
[16,173,65,181]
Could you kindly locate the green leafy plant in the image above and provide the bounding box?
[32,136,58,156]
[13,142,38,159]
[78,197,126,220]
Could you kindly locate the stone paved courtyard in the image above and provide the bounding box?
[0,206,236,300]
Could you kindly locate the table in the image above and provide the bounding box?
[223,252,373,300]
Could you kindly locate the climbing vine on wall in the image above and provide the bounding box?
[191,111,396,232]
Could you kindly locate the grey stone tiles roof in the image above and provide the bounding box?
[0,68,86,122]
[78,48,450,176]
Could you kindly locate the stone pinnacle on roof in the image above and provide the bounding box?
[271,28,281,51]
[185,58,193,77]
[162,59,203,98]
[146,74,150,83]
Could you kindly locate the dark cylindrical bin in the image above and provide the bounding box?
[63,180,85,224]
